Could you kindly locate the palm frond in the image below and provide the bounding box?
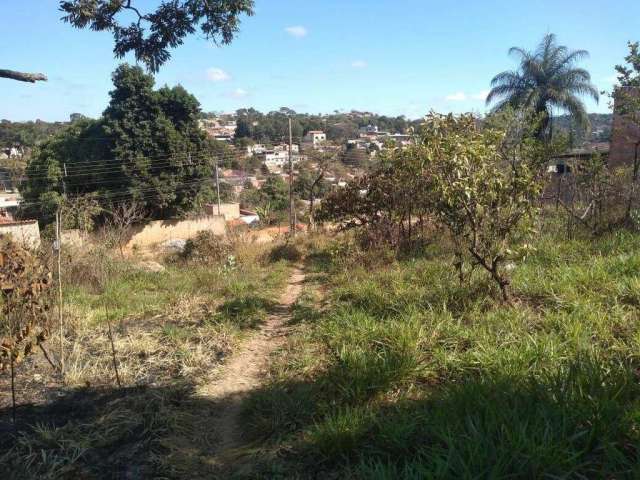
[487,33,598,139]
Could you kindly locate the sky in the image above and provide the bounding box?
[1,0,638,121]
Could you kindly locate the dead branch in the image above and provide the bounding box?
[0,69,47,83]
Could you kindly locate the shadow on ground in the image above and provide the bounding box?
[2,352,640,479]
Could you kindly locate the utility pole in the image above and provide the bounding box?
[215,156,221,216]
[288,117,295,238]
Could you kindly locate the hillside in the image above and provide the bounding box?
[553,113,613,144]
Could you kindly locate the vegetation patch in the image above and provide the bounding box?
[238,229,640,479]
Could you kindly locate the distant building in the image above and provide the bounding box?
[359,125,379,134]
[262,150,305,172]
[199,118,237,141]
[0,192,22,217]
[246,144,267,156]
[303,130,327,148]
[273,143,299,153]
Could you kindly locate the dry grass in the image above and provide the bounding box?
[0,233,292,478]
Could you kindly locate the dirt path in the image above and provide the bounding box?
[200,266,305,472]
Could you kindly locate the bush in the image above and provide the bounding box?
[181,231,232,265]
[268,242,302,263]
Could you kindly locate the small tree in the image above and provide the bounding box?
[105,201,146,256]
[295,152,337,230]
[422,113,548,302]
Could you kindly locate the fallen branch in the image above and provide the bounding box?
[104,304,122,388]
[558,199,593,228]
[0,69,47,83]
[38,343,60,372]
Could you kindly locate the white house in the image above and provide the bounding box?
[263,151,305,172]
[246,144,267,156]
[303,131,327,148]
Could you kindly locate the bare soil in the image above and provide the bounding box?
[196,266,305,473]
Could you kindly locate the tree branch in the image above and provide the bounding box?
[0,69,47,83]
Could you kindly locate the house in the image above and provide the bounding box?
[544,143,611,204]
[303,130,327,148]
[347,138,373,151]
[246,144,267,156]
[262,150,305,172]
[273,143,299,153]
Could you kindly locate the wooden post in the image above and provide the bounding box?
[288,118,295,238]
[215,157,222,216]
[55,209,64,375]
[10,354,16,425]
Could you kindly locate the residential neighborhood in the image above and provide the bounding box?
[4,1,640,479]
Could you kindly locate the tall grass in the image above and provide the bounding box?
[242,230,640,479]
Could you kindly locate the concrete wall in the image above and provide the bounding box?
[203,202,240,220]
[0,220,41,248]
[125,215,226,250]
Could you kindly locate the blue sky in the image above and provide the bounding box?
[1,0,638,121]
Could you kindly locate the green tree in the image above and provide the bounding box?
[59,0,254,73]
[235,118,252,138]
[22,65,215,222]
[487,33,599,140]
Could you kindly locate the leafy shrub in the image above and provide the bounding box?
[181,230,232,265]
[0,236,54,371]
[268,242,302,263]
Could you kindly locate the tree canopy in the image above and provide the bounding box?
[22,64,229,223]
[59,0,254,73]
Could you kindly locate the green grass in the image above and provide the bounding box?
[240,230,640,479]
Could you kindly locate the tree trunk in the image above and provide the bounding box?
[308,190,315,231]
[0,69,47,83]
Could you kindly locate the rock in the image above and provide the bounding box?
[138,261,166,273]
[160,238,187,253]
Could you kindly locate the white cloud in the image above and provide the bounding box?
[351,60,368,69]
[603,74,619,84]
[226,88,249,99]
[206,68,231,82]
[285,26,308,38]
[445,90,490,102]
[445,92,467,101]
[470,90,490,101]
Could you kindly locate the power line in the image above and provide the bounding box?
[22,151,250,180]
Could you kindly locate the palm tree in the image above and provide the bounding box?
[486,34,599,140]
